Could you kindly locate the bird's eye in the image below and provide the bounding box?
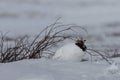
[84,40,86,42]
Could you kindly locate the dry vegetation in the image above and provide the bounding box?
[0,20,119,64]
[0,20,84,63]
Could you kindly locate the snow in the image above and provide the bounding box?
[0,58,120,80]
[0,0,120,80]
[53,43,88,61]
[105,63,119,74]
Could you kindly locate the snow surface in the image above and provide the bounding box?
[105,63,119,74]
[0,58,120,80]
[0,0,120,80]
[53,43,88,61]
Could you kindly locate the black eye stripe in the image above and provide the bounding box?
[75,40,87,51]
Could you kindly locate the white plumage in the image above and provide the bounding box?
[53,43,88,61]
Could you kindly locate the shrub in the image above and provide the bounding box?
[0,20,83,63]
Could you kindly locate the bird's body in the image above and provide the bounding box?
[53,43,88,61]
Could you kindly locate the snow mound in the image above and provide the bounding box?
[52,43,88,61]
[98,64,120,80]
[105,63,119,75]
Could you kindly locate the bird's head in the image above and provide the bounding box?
[75,39,87,51]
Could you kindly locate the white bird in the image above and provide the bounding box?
[53,39,88,61]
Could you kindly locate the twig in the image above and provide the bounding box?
[86,48,112,64]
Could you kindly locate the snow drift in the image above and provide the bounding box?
[0,58,120,80]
